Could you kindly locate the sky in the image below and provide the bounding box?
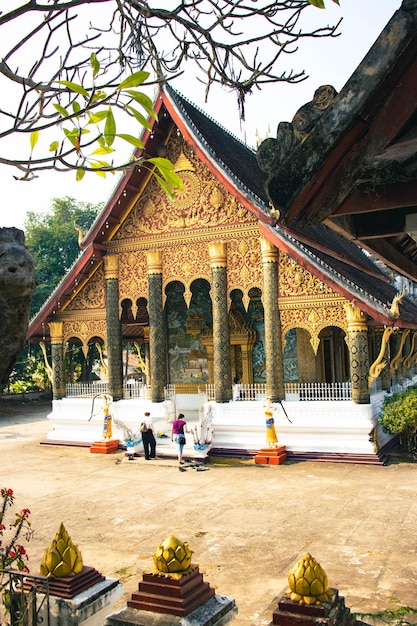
[0,0,402,232]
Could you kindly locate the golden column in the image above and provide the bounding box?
[104,255,123,400]
[344,302,369,404]
[146,250,167,402]
[49,321,66,399]
[260,237,285,402]
[209,242,232,403]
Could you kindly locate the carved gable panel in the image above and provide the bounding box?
[114,132,257,240]
[279,252,335,297]
[66,265,105,311]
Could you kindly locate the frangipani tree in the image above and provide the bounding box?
[0,0,340,184]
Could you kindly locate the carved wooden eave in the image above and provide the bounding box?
[257,0,417,281]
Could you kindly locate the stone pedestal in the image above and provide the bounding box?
[105,566,237,625]
[90,440,119,454]
[273,589,357,626]
[255,445,287,465]
[107,595,237,626]
[128,568,214,617]
[25,567,123,626]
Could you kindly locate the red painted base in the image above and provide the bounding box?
[24,566,105,599]
[255,445,287,465]
[273,589,357,626]
[127,567,215,617]
[90,439,119,454]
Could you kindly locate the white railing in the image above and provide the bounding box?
[124,382,150,399]
[66,382,109,398]
[65,381,351,401]
[285,382,351,401]
[206,383,266,401]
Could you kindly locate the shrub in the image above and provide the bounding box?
[379,386,417,453]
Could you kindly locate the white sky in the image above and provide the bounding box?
[0,0,402,231]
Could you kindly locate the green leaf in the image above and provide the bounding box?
[49,141,59,152]
[126,105,152,130]
[30,130,39,151]
[147,157,183,193]
[88,110,108,124]
[57,80,89,98]
[153,172,176,199]
[92,90,107,102]
[63,127,79,147]
[104,107,116,146]
[90,53,100,78]
[123,90,157,119]
[116,134,145,149]
[98,135,106,147]
[72,100,81,114]
[91,146,115,155]
[76,169,85,181]
[117,71,150,90]
[53,103,70,118]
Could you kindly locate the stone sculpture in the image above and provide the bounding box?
[0,227,36,385]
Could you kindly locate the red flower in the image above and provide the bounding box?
[21,508,31,517]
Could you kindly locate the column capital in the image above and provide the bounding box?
[49,321,64,344]
[208,241,227,267]
[103,255,119,279]
[344,302,368,330]
[260,237,279,263]
[146,250,163,274]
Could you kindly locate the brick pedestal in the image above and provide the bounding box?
[127,568,215,617]
[273,589,357,626]
[255,445,287,465]
[90,440,119,454]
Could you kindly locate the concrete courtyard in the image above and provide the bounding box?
[0,398,416,625]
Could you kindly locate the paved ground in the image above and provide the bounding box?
[1,398,417,626]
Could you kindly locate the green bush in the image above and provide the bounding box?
[379,386,417,453]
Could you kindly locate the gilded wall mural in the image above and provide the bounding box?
[165,279,211,384]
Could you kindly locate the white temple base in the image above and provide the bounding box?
[209,397,393,458]
[43,398,211,461]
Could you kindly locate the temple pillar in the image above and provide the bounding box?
[261,237,285,402]
[344,303,369,404]
[146,251,167,402]
[104,255,123,401]
[209,242,232,403]
[49,322,66,400]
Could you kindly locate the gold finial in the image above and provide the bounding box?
[39,523,83,578]
[173,151,195,172]
[152,535,194,579]
[286,553,332,605]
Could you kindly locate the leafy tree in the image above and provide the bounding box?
[24,197,101,316]
[0,0,340,181]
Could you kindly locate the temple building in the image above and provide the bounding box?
[27,0,417,463]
